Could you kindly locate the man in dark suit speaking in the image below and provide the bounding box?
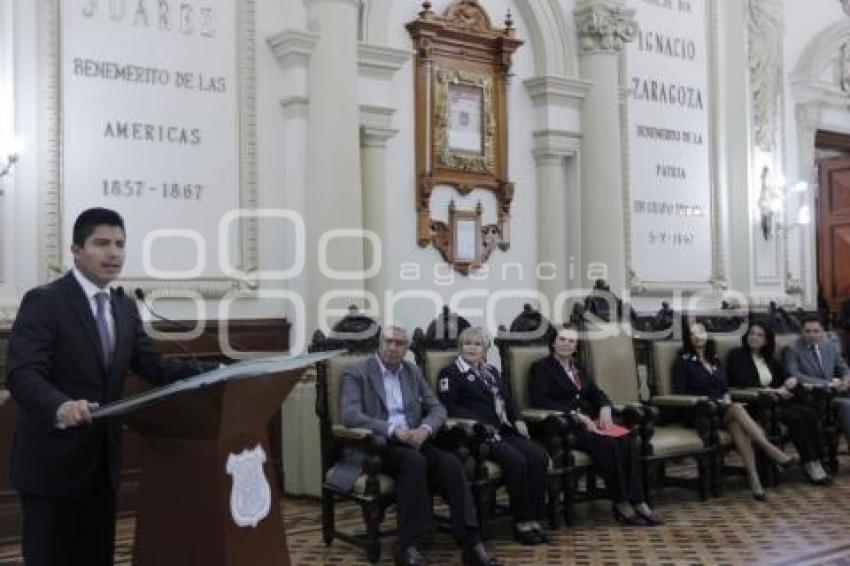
[336,325,496,566]
[6,208,208,566]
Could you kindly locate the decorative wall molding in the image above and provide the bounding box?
[268,29,319,70]
[747,0,783,153]
[747,0,785,287]
[790,20,850,306]
[513,0,575,77]
[573,0,636,54]
[531,129,581,163]
[40,0,259,297]
[523,75,593,108]
[360,104,398,147]
[357,43,412,80]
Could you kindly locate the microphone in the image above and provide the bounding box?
[122,286,206,373]
[134,287,252,355]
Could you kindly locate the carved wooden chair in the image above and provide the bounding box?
[494,305,593,525]
[411,307,563,535]
[312,308,475,562]
[579,318,714,502]
[311,308,390,562]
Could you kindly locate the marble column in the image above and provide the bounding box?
[525,76,591,311]
[573,0,636,293]
[360,110,397,304]
[303,0,364,333]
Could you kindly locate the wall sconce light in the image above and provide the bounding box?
[757,166,784,240]
[0,152,18,179]
[0,137,23,195]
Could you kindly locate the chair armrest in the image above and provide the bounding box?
[650,394,711,407]
[728,388,763,402]
[521,408,564,423]
[331,425,386,453]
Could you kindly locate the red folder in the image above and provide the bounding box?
[593,421,631,437]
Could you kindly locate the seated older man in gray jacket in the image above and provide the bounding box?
[336,325,496,566]
[783,314,850,450]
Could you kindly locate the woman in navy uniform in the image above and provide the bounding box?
[529,324,662,526]
[438,327,550,545]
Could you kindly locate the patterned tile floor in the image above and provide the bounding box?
[3,457,850,565]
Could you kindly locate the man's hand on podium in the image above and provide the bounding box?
[55,400,99,429]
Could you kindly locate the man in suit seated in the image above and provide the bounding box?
[336,325,496,566]
[782,314,850,450]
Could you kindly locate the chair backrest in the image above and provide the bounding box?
[774,333,797,359]
[421,350,459,391]
[584,323,639,405]
[713,335,740,365]
[650,340,682,395]
[323,353,372,426]
[503,344,549,409]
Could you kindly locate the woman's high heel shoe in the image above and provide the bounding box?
[776,455,799,473]
[612,505,643,526]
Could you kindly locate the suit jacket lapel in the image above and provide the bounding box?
[550,357,577,396]
[62,273,107,374]
[366,357,388,410]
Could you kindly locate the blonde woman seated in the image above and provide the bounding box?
[673,321,797,500]
[437,327,550,545]
[529,325,662,526]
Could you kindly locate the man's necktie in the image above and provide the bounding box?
[95,292,114,367]
[811,344,825,378]
[566,367,581,389]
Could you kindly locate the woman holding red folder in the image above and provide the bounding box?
[529,324,663,526]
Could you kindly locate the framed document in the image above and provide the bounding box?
[448,83,484,154]
[407,0,523,274]
[448,202,482,271]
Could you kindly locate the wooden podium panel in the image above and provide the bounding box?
[129,372,299,566]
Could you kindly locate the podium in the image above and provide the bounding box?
[94,351,343,566]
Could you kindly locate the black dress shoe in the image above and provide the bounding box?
[396,545,427,566]
[635,508,665,526]
[461,542,498,566]
[752,491,767,502]
[612,504,643,526]
[512,525,541,545]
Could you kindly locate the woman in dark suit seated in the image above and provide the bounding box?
[529,324,663,526]
[673,321,796,500]
[726,321,830,484]
[437,327,550,545]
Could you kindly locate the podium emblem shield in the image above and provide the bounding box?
[226,445,272,528]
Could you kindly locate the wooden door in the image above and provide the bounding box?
[817,157,850,312]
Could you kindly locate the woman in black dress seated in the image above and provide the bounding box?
[529,325,662,526]
[438,327,550,545]
[726,321,830,484]
[673,322,796,500]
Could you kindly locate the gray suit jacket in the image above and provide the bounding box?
[328,356,447,492]
[782,336,849,385]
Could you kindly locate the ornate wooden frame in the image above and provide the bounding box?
[406,1,522,273]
